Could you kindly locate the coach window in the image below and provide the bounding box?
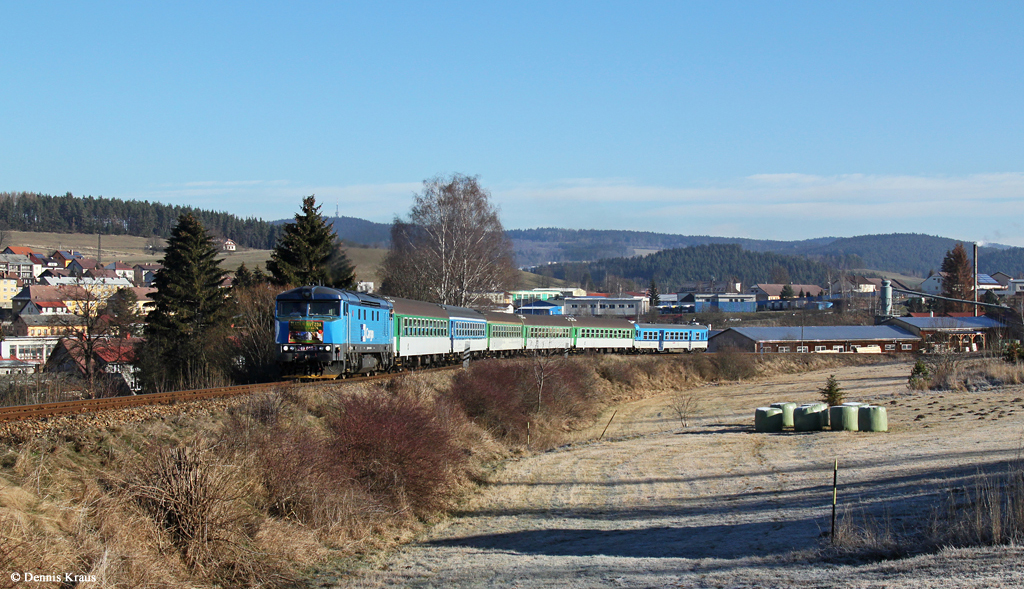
[902,344,913,350]
[885,344,896,350]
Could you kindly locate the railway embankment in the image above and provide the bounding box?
[1,353,893,588]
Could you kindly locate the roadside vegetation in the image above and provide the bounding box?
[1,352,888,587]
[829,353,1024,561]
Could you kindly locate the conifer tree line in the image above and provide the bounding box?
[546,243,835,292]
[0,191,283,249]
[136,196,353,392]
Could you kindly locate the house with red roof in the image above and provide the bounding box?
[44,337,140,394]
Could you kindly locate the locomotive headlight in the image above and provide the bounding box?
[282,345,292,352]
[321,345,331,351]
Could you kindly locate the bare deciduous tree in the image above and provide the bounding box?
[380,174,518,307]
[667,390,701,428]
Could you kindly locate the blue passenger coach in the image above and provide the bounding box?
[633,323,709,353]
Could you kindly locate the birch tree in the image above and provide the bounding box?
[380,174,518,306]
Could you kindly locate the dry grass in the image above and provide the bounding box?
[909,355,1024,392]
[0,353,949,587]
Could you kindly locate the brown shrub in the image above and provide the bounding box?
[126,439,278,585]
[595,357,643,388]
[710,347,759,381]
[328,391,467,516]
[448,358,601,448]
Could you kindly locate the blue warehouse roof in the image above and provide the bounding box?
[720,325,919,342]
[893,316,1005,330]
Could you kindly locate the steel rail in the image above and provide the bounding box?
[0,365,463,425]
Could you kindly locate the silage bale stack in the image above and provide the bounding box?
[858,405,888,432]
[770,402,797,428]
[754,407,784,432]
[831,405,860,431]
[793,403,825,431]
[813,402,830,428]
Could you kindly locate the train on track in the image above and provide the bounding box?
[275,285,710,379]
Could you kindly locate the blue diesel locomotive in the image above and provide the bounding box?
[275,286,709,379]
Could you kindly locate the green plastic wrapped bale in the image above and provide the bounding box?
[793,405,823,431]
[831,405,860,431]
[829,406,845,430]
[755,407,784,432]
[770,402,797,427]
[811,402,830,427]
[841,402,865,407]
[858,405,888,432]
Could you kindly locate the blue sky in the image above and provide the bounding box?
[3,2,1023,245]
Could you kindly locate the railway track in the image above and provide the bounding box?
[0,365,461,425]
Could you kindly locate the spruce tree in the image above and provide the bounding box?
[267,195,355,288]
[940,242,974,313]
[140,213,230,391]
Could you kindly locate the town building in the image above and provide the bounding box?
[680,292,757,313]
[0,254,36,283]
[0,358,36,375]
[133,263,162,287]
[12,285,66,316]
[515,299,564,315]
[67,257,103,276]
[563,295,648,318]
[1,336,63,365]
[0,273,23,315]
[105,287,157,318]
[10,314,86,337]
[709,325,921,354]
[509,288,587,305]
[103,261,136,281]
[44,338,140,393]
[749,284,825,301]
[884,315,1007,352]
[51,250,83,268]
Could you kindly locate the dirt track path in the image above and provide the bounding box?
[344,361,1024,588]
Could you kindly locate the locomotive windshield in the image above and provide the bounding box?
[309,301,341,316]
[277,301,307,316]
[276,300,342,317]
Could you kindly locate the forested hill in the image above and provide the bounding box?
[512,228,1024,278]
[802,233,1024,277]
[545,243,835,292]
[310,216,391,248]
[508,228,833,267]
[0,192,394,250]
[0,192,284,249]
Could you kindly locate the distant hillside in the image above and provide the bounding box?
[272,215,392,247]
[508,228,834,266]
[0,191,283,249]
[329,216,392,247]
[545,243,835,292]
[800,233,1024,277]
[512,228,1024,279]
[268,215,391,247]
